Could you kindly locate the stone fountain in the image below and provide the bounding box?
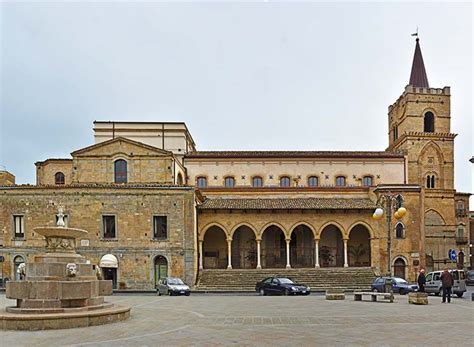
[0,207,131,330]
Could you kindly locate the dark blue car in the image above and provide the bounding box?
[371,276,418,295]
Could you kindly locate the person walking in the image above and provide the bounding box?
[417,269,426,292]
[440,268,454,303]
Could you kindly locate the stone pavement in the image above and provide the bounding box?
[0,291,473,346]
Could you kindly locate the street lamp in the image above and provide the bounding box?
[372,193,407,275]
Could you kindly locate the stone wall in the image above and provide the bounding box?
[36,160,73,185]
[0,186,196,289]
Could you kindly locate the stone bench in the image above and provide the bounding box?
[408,292,428,305]
[354,291,394,303]
[326,289,345,300]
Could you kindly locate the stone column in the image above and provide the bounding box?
[315,239,320,268]
[343,239,349,268]
[286,239,291,269]
[199,240,203,270]
[227,239,232,269]
[256,239,262,269]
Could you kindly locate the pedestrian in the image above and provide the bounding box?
[417,269,426,292]
[440,268,454,303]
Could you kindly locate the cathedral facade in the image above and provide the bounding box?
[0,39,470,289]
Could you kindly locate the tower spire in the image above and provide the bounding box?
[409,36,429,88]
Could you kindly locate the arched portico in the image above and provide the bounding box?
[319,224,345,267]
[261,225,287,268]
[231,225,257,269]
[290,224,315,268]
[348,224,371,267]
[202,226,228,269]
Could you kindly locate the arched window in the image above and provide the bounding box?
[252,176,263,187]
[456,225,465,239]
[280,176,291,187]
[114,159,127,183]
[14,255,25,281]
[395,223,405,239]
[308,176,318,187]
[426,175,435,189]
[362,176,373,187]
[393,125,398,141]
[424,112,435,132]
[196,176,207,188]
[177,173,184,185]
[224,176,235,188]
[335,176,346,187]
[54,172,65,185]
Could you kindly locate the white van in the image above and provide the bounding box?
[424,270,467,297]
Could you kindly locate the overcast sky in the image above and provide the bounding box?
[1,1,472,195]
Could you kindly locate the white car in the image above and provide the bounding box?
[424,270,466,297]
[156,277,191,296]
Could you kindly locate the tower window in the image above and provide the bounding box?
[335,176,346,187]
[395,223,405,239]
[224,176,235,188]
[308,176,318,187]
[280,176,291,187]
[393,125,398,141]
[55,172,65,185]
[196,176,207,188]
[426,175,435,189]
[252,176,263,187]
[114,159,127,183]
[424,112,435,132]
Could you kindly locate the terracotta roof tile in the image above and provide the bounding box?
[185,151,403,159]
[199,198,375,210]
[0,183,192,190]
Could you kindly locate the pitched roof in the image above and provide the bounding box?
[71,137,173,156]
[199,198,376,210]
[185,151,404,159]
[409,38,429,88]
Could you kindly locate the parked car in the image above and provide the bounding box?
[156,277,191,296]
[424,270,466,297]
[466,270,474,286]
[371,276,418,295]
[255,276,310,296]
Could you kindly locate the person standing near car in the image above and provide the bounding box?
[417,269,426,292]
[440,268,454,303]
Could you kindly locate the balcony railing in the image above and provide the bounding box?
[456,236,468,244]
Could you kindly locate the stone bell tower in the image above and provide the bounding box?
[387,37,455,191]
[387,37,458,271]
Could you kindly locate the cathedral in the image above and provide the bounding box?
[0,39,470,290]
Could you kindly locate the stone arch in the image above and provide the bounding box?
[231,225,257,269]
[317,221,346,239]
[393,256,408,279]
[202,225,228,269]
[289,221,317,239]
[200,222,229,241]
[177,172,184,185]
[230,223,258,239]
[424,209,447,271]
[348,224,372,267]
[394,222,406,239]
[12,254,26,281]
[347,221,374,239]
[259,221,288,239]
[424,209,446,225]
[153,255,169,286]
[261,224,286,268]
[289,223,315,268]
[319,223,345,267]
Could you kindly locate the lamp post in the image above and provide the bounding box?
[372,193,407,275]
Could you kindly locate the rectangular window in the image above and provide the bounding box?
[13,215,25,239]
[102,215,116,239]
[153,216,168,240]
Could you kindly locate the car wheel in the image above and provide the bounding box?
[185,292,191,296]
[399,289,406,295]
[435,290,440,296]
[168,291,173,296]
[259,288,265,296]
[456,293,463,298]
[157,289,161,296]
[284,289,290,296]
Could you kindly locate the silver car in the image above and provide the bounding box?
[156,277,191,296]
[424,270,466,297]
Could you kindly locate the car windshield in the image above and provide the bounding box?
[278,278,294,284]
[393,277,407,284]
[167,278,184,285]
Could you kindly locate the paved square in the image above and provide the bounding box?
[1,292,473,346]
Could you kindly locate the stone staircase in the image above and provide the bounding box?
[195,267,375,293]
